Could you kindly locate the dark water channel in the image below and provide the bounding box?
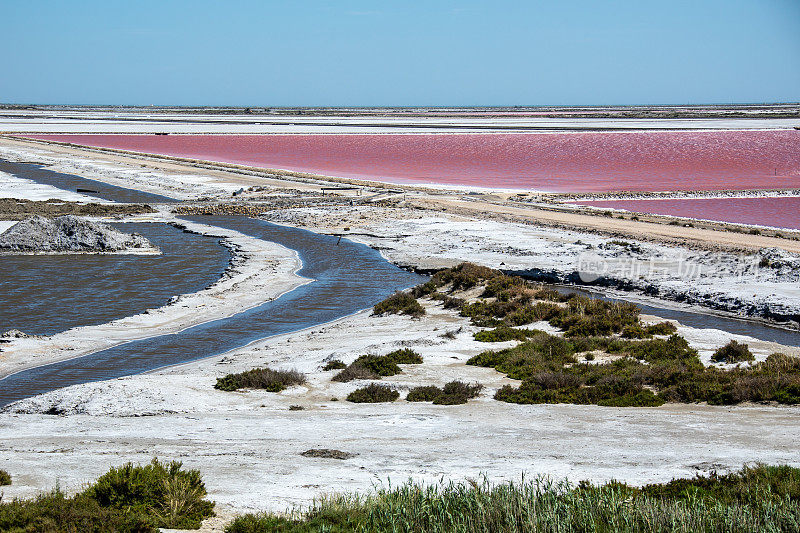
[0,217,426,406]
[0,222,231,336]
[0,159,176,203]
[556,286,800,348]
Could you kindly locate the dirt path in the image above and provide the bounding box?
[414,197,800,253]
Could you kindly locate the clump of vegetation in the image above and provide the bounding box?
[406,381,483,405]
[470,332,800,407]
[384,348,423,364]
[549,297,640,337]
[346,384,399,403]
[474,326,544,342]
[621,321,678,339]
[333,350,422,382]
[331,362,379,382]
[373,291,425,318]
[349,355,402,377]
[0,469,10,486]
[433,381,483,405]
[215,367,306,392]
[0,459,214,532]
[646,321,678,335]
[711,340,755,364]
[406,385,443,402]
[223,465,800,533]
[322,359,346,371]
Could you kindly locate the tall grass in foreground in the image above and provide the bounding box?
[226,465,800,533]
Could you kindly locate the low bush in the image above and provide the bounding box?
[406,382,483,404]
[351,355,401,377]
[384,348,423,364]
[433,381,483,405]
[0,469,10,486]
[0,459,214,532]
[333,351,422,382]
[331,363,380,383]
[322,360,346,371]
[215,368,306,392]
[373,291,425,318]
[646,321,678,336]
[711,340,755,364]
[224,465,800,532]
[473,326,543,342]
[406,385,442,402]
[346,384,399,403]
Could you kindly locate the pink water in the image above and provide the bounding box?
[573,196,800,230]
[27,131,800,193]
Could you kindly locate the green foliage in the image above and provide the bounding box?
[646,321,678,335]
[333,351,422,382]
[432,381,483,405]
[352,355,401,377]
[224,466,800,533]
[406,385,442,402]
[548,296,640,337]
[373,292,425,318]
[346,384,399,403]
[712,340,755,363]
[471,331,800,407]
[323,360,347,371]
[215,368,306,392]
[331,363,380,383]
[0,459,214,532]
[407,381,483,405]
[384,348,423,364]
[640,464,800,506]
[0,469,10,486]
[473,326,544,342]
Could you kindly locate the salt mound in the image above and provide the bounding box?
[0,215,154,253]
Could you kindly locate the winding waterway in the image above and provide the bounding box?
[0,216,426,406]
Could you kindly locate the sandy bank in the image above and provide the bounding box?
[0,213,307,379]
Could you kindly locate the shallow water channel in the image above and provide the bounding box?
[0,216,426,406]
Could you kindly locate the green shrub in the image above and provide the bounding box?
[346,384,399,403]
[0,469,10,486]
[352,355,401,377]
[322,360,346,371]
[384,348,423,364]
[646,321,678,336]
[549,297,639,337]
[0,459,215,532]
[0,490,156,532]
[621,324,651,339]
[473,326,543,342]
[332,363,380,383]
[711,340,755,364]
[406,385,443,402]
[433,381,484,405]
[215,368,306,392]
[373,291,425,318]
[333,351,421,383]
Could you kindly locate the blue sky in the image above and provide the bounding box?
[2,0,798,106]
